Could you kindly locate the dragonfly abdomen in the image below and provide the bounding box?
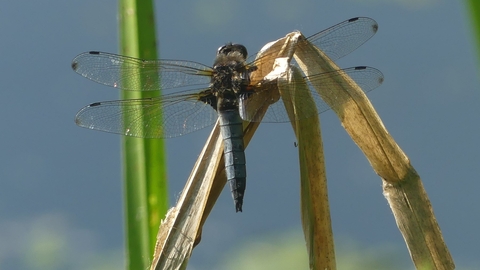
[218,109,246,212]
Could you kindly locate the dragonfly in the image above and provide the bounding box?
[72,17,383,212]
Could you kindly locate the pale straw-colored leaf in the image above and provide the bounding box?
[277,59,334,269]
[292,32,454,269]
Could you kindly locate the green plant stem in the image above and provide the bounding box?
[467,0,480,62]
[118,1,168,269]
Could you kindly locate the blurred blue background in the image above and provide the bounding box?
[1,0,479,269]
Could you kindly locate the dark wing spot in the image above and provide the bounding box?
[89,102,102,107]
[348,17,359,22]
[71,61,78,70]
[89,51,100,55]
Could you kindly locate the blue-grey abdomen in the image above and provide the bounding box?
[218,109,246,212]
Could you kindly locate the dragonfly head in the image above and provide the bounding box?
[213,43,249,72]
[217,43,248,60]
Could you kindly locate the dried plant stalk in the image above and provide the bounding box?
[293,33,455,269]
[278,61,335,269]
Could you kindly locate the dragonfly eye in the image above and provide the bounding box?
[217,44,228,54]
[217,43,248,59]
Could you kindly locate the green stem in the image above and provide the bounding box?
[467,0,480,63]
[118,1,168,269]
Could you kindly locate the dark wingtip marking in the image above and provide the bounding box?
[379,77,384,84]
[89,51,100,55]
[372,23,379,33]
[71,62,78,70]
[348,17,359,22]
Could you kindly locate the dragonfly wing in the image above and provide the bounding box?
[305,66,384,115]
[240,66,383,123]
[305,17,378,61]
[246,17,378,66]
[71,51,213,91]
[75,89,218,138]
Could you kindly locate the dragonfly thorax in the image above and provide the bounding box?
[211,44,253,112]
[210,63,248,111]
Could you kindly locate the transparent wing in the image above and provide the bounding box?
[72,18,376,92]
[239,66,384,123]
[75,89,218,138]
[305,17,378,61]
[247,17,378,65]
[72,18,377,92]
[71,51,213,91]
